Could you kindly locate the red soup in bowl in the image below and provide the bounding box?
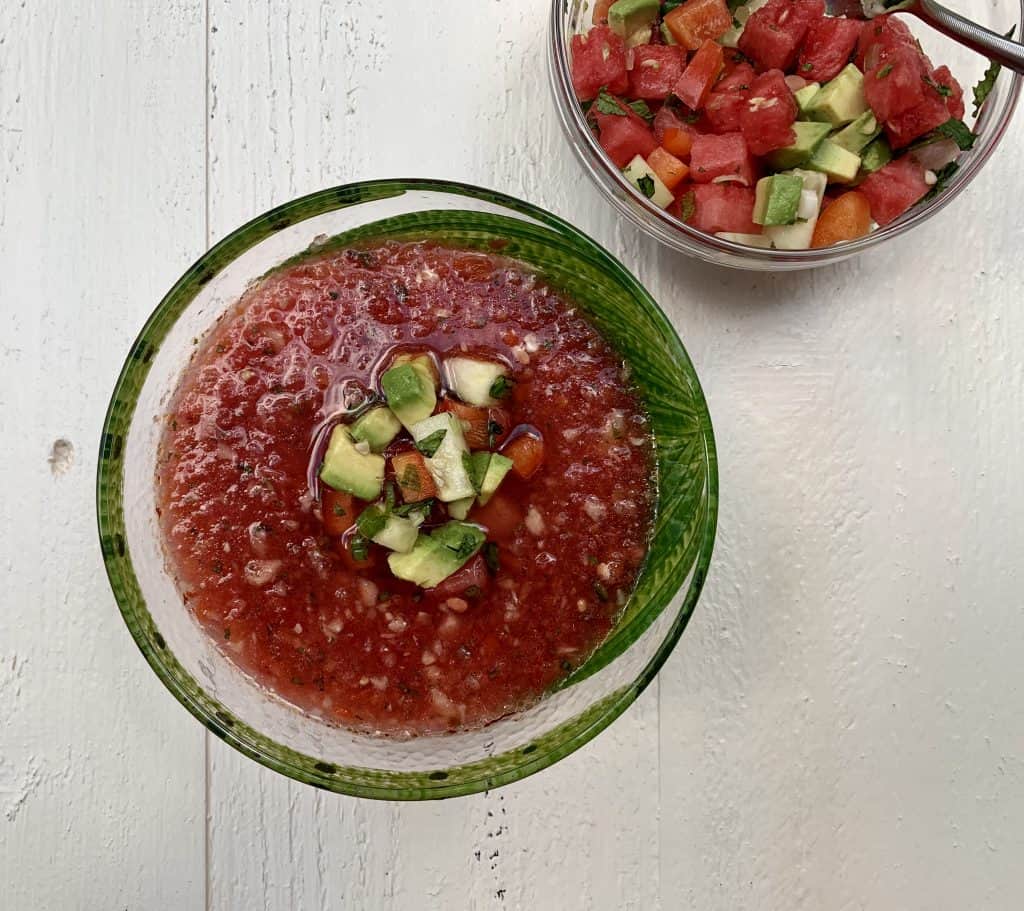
[157,239,656,735]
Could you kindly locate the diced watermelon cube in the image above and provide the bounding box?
[596,104,658,167]
[856,14,917,71]
[685,184,760,233]
[716,62,757,93]
[797,17,865,83]
[628,45,686,100]
[570,26,629,101]
[705,90,749,134]
[932,65,965,119]
[738,0,825,72]
[883,85,951,147]
[858,155,930,226]
[740,69,797,155]
[674,39,725,111]
[864,45,928,123]
[689,132,756,186]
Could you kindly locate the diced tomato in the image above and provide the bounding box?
[322,489,355,537]
[628,45,686,100]
[932,64,965,119]
[430,555,490,599]
[440,397,490,449]
[856,14,917,70]
[337,531,380,572]
[689,132,756,186]
[390,450,437,502]
[684,184,760,234]
[810,190,872,247]
[797,17,865,83]
[570,26,629,101]
[663,0,734,51]
[501,430,545,479]
[738,0,825,72]
[648,146,690,190]
[883,85,951,147]
[472,493,523,538]
[858,155,930,226]
[653,106,698,157]
[739,69,797,155]
[596,100,658,167]
[592,0,613,24]
[864,44,928,123]
[674,39,725,111]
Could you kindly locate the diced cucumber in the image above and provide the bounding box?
[445,356,509,407]
[387,521,486,588]
[350,406,402,452]
[763,170,827,250]
[478,453,514,506]
[753,173,805,226]
[447,497,475,520]
[319,425,385,501]
[381,362,436,430]
[409,412,475,502]
[622,155,674,209]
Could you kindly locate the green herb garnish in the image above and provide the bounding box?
[487,418,504,447]
[355,506,387,540]
[972,28,1015,116]
[593,581,610,602]
[627,100,654,123]
[677,189,696,222]
[383,481,396,511]
[483,542,500,575]
[923,161,960,201]
[489,375,513,400]
[876,64,893,79]
[416,428,447,458]
[350,534,370,562]
[393,498,434,518]
[594,90,626,116]
[636,174,656,199]
[935,118,976,150]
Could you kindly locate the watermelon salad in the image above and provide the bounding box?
[570,0,988,250]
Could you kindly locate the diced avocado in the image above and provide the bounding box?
[478,453,513,506]
[445,356,509,407]
[392,352,440,391]
[831,111,882,154]
[622,154,674,209]
[763,170,827,250]
[715,232,774,248]
[753,173,804,226]
[765,121,832,170]
[466,451,493,493]
[859,136,893,174]
[608,0,659,40]
[806,139,862,183]
[409,412,475,502]
[447,496,475,521]
[350,406,401,452]
[355,503,421,553]
[794,82,822,117]
[805,64,867,127]
[387,521,486,588]
[319,425,385,501]
[381,362,436,429]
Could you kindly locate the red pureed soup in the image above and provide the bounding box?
[157,239,656,734]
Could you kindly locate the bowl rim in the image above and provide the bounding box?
[547,0,1024,267]
[96,178,718,799]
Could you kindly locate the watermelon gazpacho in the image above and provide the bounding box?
[570,0,982,250]
[157,240,656,735]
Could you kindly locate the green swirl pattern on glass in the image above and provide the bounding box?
[97,180,717,799]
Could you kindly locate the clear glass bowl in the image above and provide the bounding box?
[97,180,718,799]
[548,0,1022,270]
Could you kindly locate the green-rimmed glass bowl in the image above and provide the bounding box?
[97,179,717,799]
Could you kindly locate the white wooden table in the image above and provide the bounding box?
[3,2,1023,908]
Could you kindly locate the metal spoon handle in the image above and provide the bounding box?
[913,0,1024,74]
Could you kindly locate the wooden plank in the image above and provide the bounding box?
[205,2,662,908]
[0,1,207,907]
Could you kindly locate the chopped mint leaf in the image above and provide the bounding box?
[383,481,396,511]
[627,100,654,123]
[594,90,626,116]
[683,110,702,124]
[935,118,976,150]
[800,62,814,73]
[663,1,685,11]
[350,534,370,562]
[593,581,610,602]
[393,498,434,518]
[416,428,447,458]
[489,375,513,400]
[923,161,960,201]
[487,418,504,447]
[677,189,696,222]
[636,174,656,199]
[876,64,893,79]
[331,502,348,517]
[356,505,387,540]
[483,541,500,575]
[972,29,1015,116]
